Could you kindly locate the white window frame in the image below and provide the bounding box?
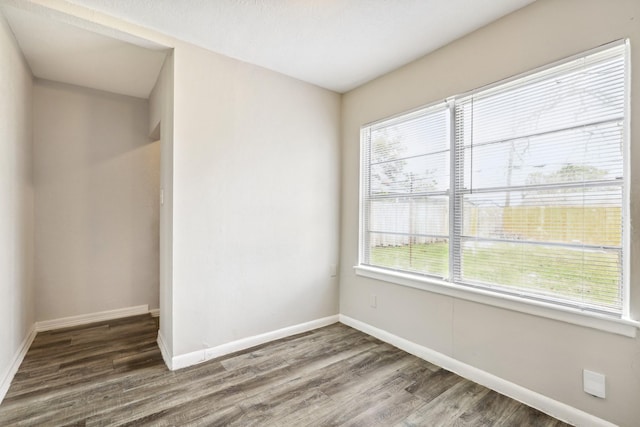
[355,40,639,337]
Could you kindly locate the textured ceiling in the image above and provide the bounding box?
[61,0,536,93]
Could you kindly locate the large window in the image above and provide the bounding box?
[359,41,628,317]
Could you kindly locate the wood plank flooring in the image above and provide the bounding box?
[0,315,570,426]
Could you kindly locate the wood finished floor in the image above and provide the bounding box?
[0,315,570,426]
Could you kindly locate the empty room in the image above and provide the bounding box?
[0,0,639,425]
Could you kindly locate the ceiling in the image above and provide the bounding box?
[1,4,168,98]
[1,0,536,96]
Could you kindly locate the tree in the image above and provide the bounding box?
[523,164,608,205]
[371,128,440,195]
[526,164,607,186]
[370,129,408,195]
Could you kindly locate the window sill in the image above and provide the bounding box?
[354,265,639,338]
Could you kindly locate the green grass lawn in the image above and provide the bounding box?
[370,241,621,310]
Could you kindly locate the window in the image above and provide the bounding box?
[359,41,629,318]
[361,104,451,278]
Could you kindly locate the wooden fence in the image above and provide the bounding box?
[467,206,622,246]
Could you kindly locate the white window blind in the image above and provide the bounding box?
[361,103,451,278]
[360,41,628,316]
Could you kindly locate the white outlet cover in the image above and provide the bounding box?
[583,369,606,398]
[370,294,377,308]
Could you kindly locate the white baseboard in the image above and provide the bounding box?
[0,324,37,405]
[35,304,150,332]
[339,315,616,427]
[3,312,614,425]
[149,308,160,318]
[171,315,340,371]
[156,331,172,370]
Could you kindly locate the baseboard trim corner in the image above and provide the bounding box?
[35,305,150,332]
[171,314,340,371]
[149,308,160,318]
[338,314,616,427]
[156,331,172,371]
[0,324,37,405]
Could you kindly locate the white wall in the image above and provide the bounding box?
[25,0,342,362]
[149,52,174,353]
[33,80,159,321]
[0,11,34,397]
[7,0,340,371]
[340,1,640,425]
[171,43,341,356]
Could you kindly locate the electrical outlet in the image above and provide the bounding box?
[583,369,606,398]
[370,294,377,308]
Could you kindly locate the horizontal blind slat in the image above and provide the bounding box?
[361,41,627,316]
[453,42,626,314]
